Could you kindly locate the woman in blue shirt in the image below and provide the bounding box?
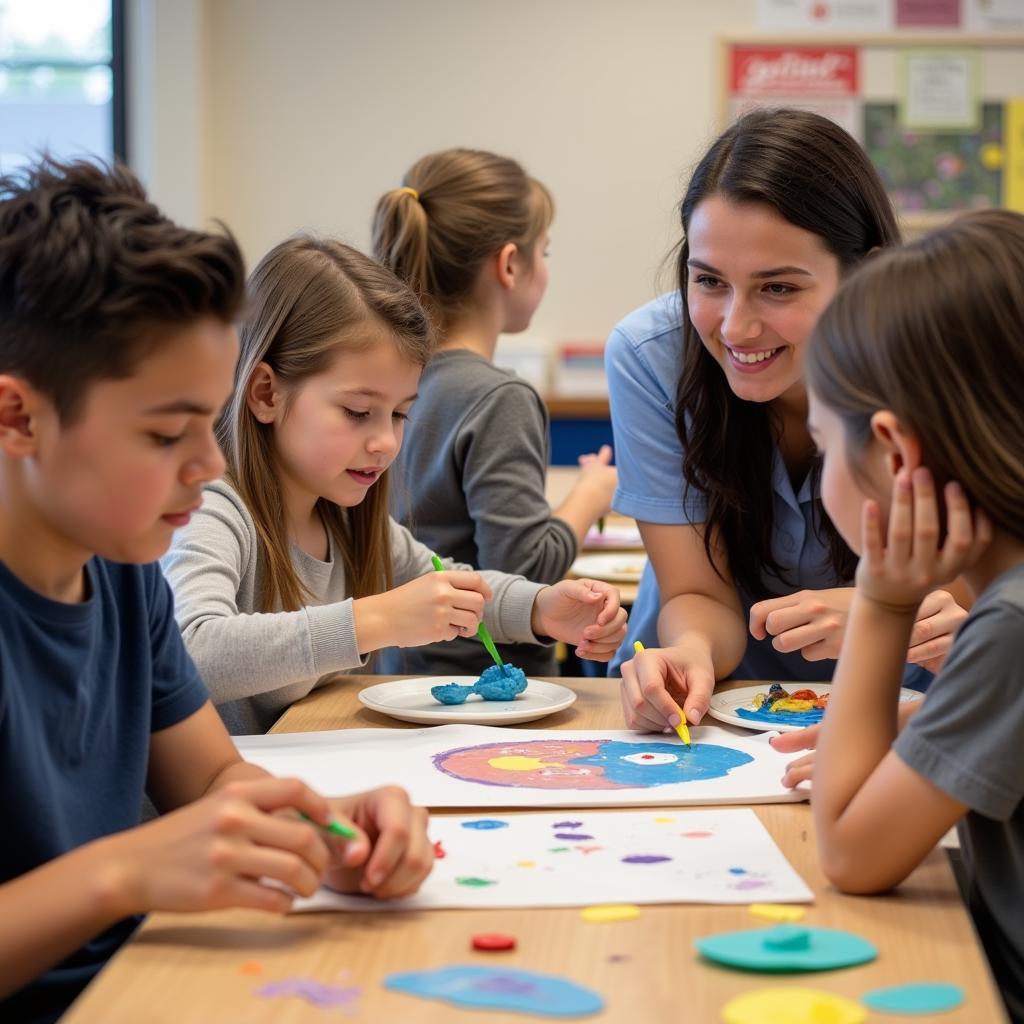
[610,109,968,731]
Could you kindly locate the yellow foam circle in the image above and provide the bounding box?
[580,904,641,923]
[721,987,866,1024]
[748,903,807,923]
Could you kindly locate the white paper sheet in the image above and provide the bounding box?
[235,724,806,808]
[294,808,813,912]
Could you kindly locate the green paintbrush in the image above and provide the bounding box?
[430,553,509,676]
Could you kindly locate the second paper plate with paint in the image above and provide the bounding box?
[569,553,648,583]
[707,683,924,734]
[358,677,577,726]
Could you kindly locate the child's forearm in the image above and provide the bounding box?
[813,593,916,862]
[0,838,132,1001]
[553,482,611,544]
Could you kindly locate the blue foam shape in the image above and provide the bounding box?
[695,924,877,973]
[474,664,528,701]
[431,683,473,705]
[384,965,604,1017]
[861,982,964,1014]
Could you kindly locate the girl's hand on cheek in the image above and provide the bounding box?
[856,469,992,612]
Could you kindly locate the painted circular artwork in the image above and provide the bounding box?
[432,740,753,790]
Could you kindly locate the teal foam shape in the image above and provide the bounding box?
[862,982,964,1014]
[695,924,878,973]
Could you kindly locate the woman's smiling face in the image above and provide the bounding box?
[686,195,842,408]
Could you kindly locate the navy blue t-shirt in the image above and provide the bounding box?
[0,557,209,1024]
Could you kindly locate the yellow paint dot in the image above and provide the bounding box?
[654,816,675,823]
[580,904,641,923]
[488,755,559,771]
[722,987,865,1024]
[517,860,536,868]
[980,142,1004,170]
[748,903,806,923]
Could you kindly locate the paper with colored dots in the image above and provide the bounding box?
[291,808,812,911]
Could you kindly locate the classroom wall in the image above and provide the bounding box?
[129,0,757,344]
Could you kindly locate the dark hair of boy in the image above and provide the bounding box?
[0,157,245,422]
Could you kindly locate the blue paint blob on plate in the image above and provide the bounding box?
[431,682,474,705]
[474,664,528,701]
[461,819,509,831]
[862,982,964,1014]
[384,965,604,1017]
[736,706,825,726]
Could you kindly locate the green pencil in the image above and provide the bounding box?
[431,553,509,675]
[299,811,357,840]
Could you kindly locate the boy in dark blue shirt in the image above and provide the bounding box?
[0,159,433,1024]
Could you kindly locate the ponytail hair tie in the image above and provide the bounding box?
[398,186,420,201]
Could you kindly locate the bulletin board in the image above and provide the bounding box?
[720,35,1024,229]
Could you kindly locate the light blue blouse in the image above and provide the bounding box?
[607,292,844,681]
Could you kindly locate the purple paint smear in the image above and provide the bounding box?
[553,832,594,841]
[472,974,540,995]
[622,855,672,864]
[552,820,583,828]
[732,878,770,890]
[257,977,361,1010]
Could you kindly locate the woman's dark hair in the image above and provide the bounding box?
[674,108,901,599]
[0,156,244,422]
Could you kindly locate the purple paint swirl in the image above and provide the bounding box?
[553,833,594,841]
[257,977,361,1009]
[621,854,672,864]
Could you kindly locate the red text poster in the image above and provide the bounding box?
[730,45,859,97]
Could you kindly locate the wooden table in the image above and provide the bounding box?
[63,678,1007,1023]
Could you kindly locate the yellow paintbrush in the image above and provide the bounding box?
[634,640,691,746]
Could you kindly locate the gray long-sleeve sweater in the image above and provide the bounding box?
[161,479,546,734]
[383,349,577,676]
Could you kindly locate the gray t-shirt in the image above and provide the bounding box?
[161,479,545,734]
[895,563,1024,1021]
[384,349,577,677]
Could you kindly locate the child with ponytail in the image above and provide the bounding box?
[372,149,617,676]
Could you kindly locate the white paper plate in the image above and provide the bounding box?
[707,682,924,733]
[570,552,648,583]
[357,677,577,726]
[583,523,644,549]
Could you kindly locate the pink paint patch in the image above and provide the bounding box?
[434,740,633,790]
[680,831,714,838]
